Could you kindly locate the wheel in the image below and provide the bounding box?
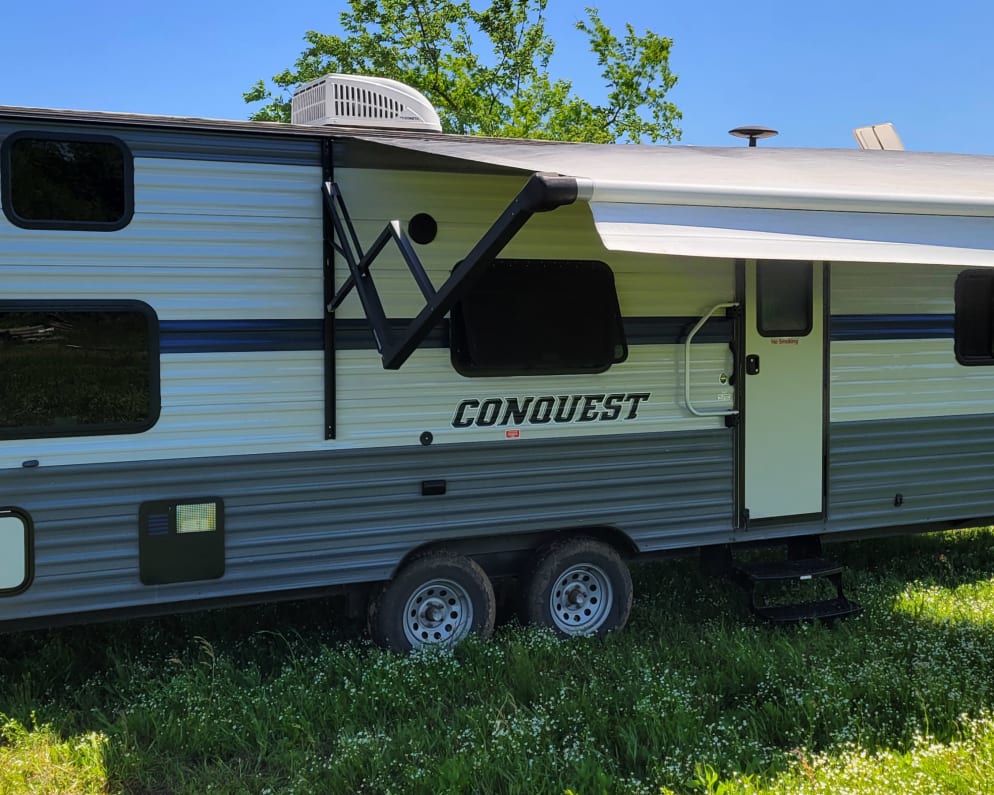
[522,537,633,637]
[368,551,496,652]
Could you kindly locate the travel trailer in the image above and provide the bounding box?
[2,75,994,650]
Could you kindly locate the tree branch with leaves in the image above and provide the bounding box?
[244,1,680,143]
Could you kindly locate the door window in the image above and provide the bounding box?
[756,260,812,337]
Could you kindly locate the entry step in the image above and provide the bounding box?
[753,596,863,624]
[735,557,844,583]
[729,552,862,625]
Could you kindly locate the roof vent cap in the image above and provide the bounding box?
[853,122,904,150]
[291,74,442,132]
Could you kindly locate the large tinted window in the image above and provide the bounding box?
[955,269,994,365]
[0,303,159,438]
[757,260,813,337]
[450,259,627,376]
[1,133,133,230]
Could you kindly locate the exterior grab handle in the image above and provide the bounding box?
[684,302,740,418]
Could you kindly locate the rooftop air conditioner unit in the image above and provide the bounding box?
[291,74,443,132]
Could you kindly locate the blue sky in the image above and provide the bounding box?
[2,1,991,153]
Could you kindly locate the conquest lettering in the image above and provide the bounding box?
[451,392,651,429]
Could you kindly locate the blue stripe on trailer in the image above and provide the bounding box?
[830,314,953,341]
[157,314,953,353]
[159,319,325,353]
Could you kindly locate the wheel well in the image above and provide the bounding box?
[388,525,639,580]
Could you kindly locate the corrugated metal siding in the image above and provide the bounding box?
[0,429,733,624]
[829,261,994,422]
[831,262,956,315]
[0,343,733,469]
[1,159,737,468]
[0,352,325,469]
[332,167,735,320]
[336,345,735,446]
[831,339,994,421]
[0,120,321,166]
[828,414,994,531]
[0,157,324,319]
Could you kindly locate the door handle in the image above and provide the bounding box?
[683,302,740,417]
[745,354,760,375]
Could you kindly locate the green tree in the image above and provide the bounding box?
[244,0,680,143]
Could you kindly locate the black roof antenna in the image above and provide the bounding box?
[729,126,779,147]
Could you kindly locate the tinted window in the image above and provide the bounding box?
[757,260,812,337]
[450,259,627,376]
[955,270,994,365]
[2,133,133,229]
[0,304,159,438]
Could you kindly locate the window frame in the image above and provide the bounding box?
[449,258,628,378]
[1,130,135,231]
[954,269,994,366]
[0,299,160,440]
[0,509,34,598]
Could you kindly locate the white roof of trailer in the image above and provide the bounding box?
[2,104,993,265]
[354,135,994,266]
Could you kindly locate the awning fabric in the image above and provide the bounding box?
[589,202,994,266]
[352,134,994,267]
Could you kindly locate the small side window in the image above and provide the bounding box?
[1,132,134,230]
[757,260,812,337]
[0,302,160,439]
[955,269,994,366]
[450,259,627,377]
[0,511,32,596]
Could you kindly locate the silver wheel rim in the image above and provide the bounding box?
[402,578,475,648]
[549,563,614,635]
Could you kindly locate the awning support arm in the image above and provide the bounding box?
[324,172,578,369]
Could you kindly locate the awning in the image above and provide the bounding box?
[351,134,994,268]
[588,201,994,266]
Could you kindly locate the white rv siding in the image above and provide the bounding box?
[829,261,994,423]
[0,154,326,468]
[1,157,324,314]
[332,167,737,446]
[0,156,740,469]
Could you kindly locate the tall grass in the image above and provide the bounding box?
[1,527,994,793]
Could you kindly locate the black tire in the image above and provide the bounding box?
[368,551,496,652]
[522,537,633,638]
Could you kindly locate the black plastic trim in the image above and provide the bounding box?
[321,138,337,439]
[745,511,826,530]
[0,299,161,440]
[733,261,746,529]
[821,264,831,520]
[0,508,34,597]
[1,130,135,231]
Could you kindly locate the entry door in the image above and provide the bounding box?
[742,261,825,522]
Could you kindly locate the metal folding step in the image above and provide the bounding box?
[734,557,863,624]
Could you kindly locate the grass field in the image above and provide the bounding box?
[2,528,994,794]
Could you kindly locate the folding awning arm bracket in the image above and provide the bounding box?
[324,172,578,369]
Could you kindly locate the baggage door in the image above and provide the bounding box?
[741,261,826,523]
